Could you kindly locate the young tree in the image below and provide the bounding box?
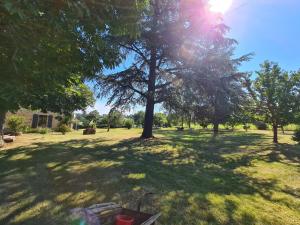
[246,61,300,143]
[97,0,229,138]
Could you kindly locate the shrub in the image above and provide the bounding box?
[24,127,50,134]
[83,128,96,135]
[254,121,268,130]
[124,119,134,129]
[292,128,300,144]
[6,115,25,133]
[56,124,71,135]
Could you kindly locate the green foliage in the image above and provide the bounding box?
[109,111,124,128]
[0,0,142,135]
[6,115,25,133]
[153,113,168,127]
[292,129,300,144]
[247,61,300,142]
[243,124,251,131]
[24,127,50,134]
[166,113,180,127]
[132,111,145,127]
[85,110,101,125]
[97,0,236,138]
[99,111,124,128]
[124,119,134,129]
[254,121,268,130]
[56,124,71,135]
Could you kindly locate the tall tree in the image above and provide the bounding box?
[97,0,229,138]
[178,34,250,135]
[246,61,300,143]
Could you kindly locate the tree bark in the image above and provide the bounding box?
[141,2,158,139]
[213,122,219,135]
[141,47,156,139]
[280,126,285,134]
[273,124,278,143]
[141,98,155,138]
[188,114,191,128]
[0,110,7,147]
[107,111,111,132]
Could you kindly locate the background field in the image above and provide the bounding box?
[0,128,299,225]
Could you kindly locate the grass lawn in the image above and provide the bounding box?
[0,128,299,225]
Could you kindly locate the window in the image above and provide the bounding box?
[38,115,48,128]
[32,114,52,128]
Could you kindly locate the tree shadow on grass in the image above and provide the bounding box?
[0,131,299,225]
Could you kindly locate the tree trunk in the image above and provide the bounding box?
[107,112,111,132]
[188,114,191,128]
[141,47,156,139]
[273,124,278,143]
[281,126,285,134]
[141,98,155,138]
[213,122,219,135]
[0,110,7,147]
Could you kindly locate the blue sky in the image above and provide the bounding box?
[225,0,300,72]
[90,0,300,114]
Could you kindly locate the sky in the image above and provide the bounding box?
[89,0,300,115]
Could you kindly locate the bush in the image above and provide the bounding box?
[83,128,96,135]
[24,127,50,134]
[124,119,134,129]
[56,124,71,135]
[292,128,300,144]
[6,115,25,134]
[254,121,268,130]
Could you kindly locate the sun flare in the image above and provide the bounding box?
[209,0,233,14]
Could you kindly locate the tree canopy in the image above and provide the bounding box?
[97,0,239,138]
[246,61,300,143]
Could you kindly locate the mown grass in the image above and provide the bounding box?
[0,128,299,225]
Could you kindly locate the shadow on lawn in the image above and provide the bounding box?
[0,130,299,225]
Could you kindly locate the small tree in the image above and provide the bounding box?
[124,119,134,129]
[246,61,300,143]
[153,113,168,127]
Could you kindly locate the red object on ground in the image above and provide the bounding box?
[115,214,134,225]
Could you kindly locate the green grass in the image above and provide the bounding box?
[0,128,299,225]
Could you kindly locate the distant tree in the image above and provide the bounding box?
[245,61,300,143]
[133,111,145,127]
[124,119,134,129]
[166,113,181,127]
[164,82,196,128]
[107,110,124,131]
[85,110,101,125]
[153,113,168,127]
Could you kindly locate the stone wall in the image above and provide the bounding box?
[5,109,60,129]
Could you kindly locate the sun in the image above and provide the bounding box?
[209,0,233,14]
